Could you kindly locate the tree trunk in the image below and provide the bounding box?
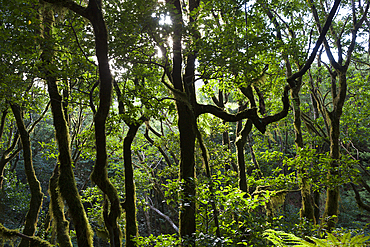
[323,70,347,230]
[0,109,7,143]
[10,104,44,247]
[323,115,341,229]
[235,120,252,193]
[166,0,199,244]
[123,122,143,247]
[41,8,93,247]
[177,103,197,245]
[291,81,315,223]
[310,83,321,223]
[41,0,123,244]
[80,2,124,246]
[48,165,73,247]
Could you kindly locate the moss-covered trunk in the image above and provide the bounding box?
[177,103,197,245]
[166,0,199,244]
[42,1,123,244]
[41,8,93,247]
[48,165,73,247]
[324,110,342,229]
[10,104,44,247]
[86,1,123,246]
[123,122,143,247]
[235,119,252,193]
[323,118,340,229]
[323,71,346,230]
[291,82,315,223]
[307,0,365,229]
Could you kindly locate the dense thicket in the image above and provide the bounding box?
[1,0,370,246]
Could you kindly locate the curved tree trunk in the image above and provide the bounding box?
[88,1,122,245]
[0,109,7,142]
[323,77,344,229]
[236,85,259,193]
[10,104,44,247]
[307,0,369,230]
[42,0,123,245]
[41,8,93,247]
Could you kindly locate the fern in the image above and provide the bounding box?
[263,229,370,246]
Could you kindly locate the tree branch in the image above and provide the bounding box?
[288,0,342,86]
[350,183,370,212]
[147,203,179,233]
[42,0,88,19]
[344,0,370,68]
[0,223,52,247]
[0,108,8,142]
[197,85,290,134]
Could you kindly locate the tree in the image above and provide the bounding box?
[40,6,94,246]
[2,0,370,246]
[308,0,369,229]
[10,103,44,247]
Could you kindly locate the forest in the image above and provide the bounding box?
[1,0,370,246]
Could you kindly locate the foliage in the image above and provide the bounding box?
[263,229,370,247]
[134,234,180,246]
[0,171,30,228]
[1,0,370,246]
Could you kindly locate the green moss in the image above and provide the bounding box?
[0,224,52,247]
[48,165,73,247]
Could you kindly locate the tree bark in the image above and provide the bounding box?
[291,80,315,223]
[323,99,342,229]
[87,1,123,245]
[42,0,123,245]
[177,103,197,245]
[310,79,321,223]
[10,104,44,247]
[48,165,73,247]
[0,109,8,142]
[166,0,199,244]
[41,7,93,247]
[122,121,144,247]
[235,119,252,193]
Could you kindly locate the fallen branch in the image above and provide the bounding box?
[147,204,179,233]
